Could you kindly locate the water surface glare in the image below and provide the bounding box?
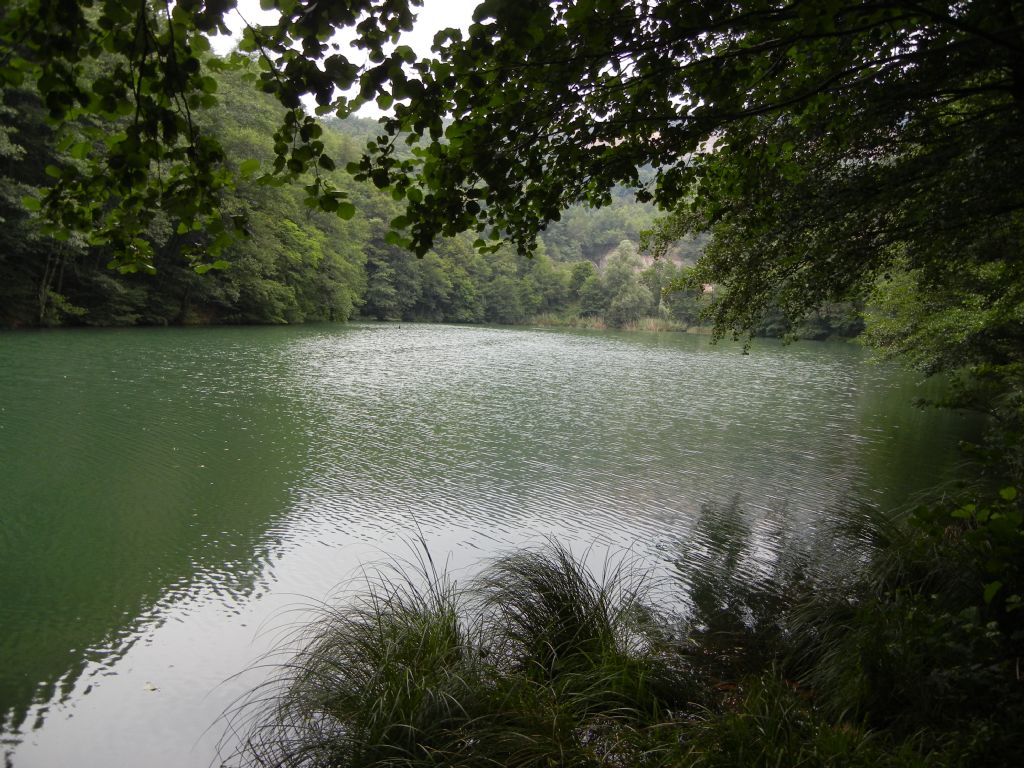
[0,324,969,766]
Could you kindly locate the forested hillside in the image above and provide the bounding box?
[1,55,857,338]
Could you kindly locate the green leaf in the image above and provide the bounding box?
[239,158,261,177]
[239,28,258,53]
[983,580,1003,604]
[999,487,1017,501]
[21,195,41,211]
[951,504,975,519]
[336,202,356,220]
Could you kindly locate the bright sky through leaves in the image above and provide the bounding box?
[211,0,478,116]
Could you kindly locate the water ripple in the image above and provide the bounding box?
[0,324,973,768]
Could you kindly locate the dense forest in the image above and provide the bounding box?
[0,58,860,339]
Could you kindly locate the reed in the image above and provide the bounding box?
[620,317,685,333]
[530,313,609,330]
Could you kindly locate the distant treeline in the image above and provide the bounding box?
[0,56,859,339]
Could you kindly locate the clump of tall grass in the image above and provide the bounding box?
[226,548,488,768]
[474,544,696,730]
[227,542,690,768]
[476,545,657,677]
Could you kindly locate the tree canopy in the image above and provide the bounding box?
[3,1,1022,352]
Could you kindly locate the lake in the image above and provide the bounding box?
[0,323,970,767]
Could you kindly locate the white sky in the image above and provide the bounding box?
[211,0,479,59]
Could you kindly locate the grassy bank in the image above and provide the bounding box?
[225,486,1023,768]
[532,312,710,333]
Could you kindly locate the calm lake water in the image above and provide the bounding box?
[0,323,970,767]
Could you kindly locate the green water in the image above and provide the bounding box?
[0,324,971,766]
